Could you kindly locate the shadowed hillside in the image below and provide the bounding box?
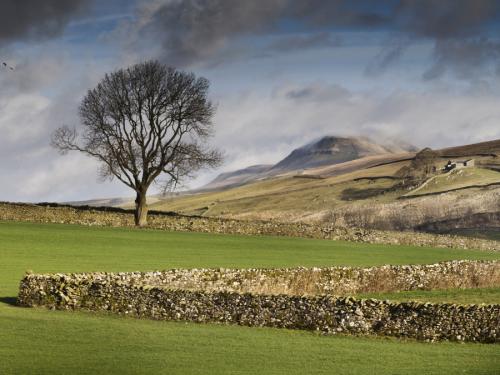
[437,139,500,157]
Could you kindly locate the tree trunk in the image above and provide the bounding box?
[134,190,148,227]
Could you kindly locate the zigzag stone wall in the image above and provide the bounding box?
[18,260,500,343]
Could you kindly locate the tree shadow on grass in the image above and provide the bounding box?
[0,296,18,306]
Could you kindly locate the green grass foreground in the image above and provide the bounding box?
[1,221,499,374]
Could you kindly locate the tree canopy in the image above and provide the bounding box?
[52,60,222,225]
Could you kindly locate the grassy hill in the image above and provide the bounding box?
[67,138,500,234]
[404,168,500,197]
[149,160,500,226]
[437,139,500,157]
[143,139,500,232]
[1,221,499,374]
[148,161,409,219]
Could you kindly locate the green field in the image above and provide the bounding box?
[445,228,500,242]
[1,221,499,374]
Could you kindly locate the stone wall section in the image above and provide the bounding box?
[18,260,500,343]
[19,260,498,297]
[1,203,499,251]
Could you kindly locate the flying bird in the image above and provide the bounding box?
[1,61,15,71]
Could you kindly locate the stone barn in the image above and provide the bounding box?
[444,159,474,172]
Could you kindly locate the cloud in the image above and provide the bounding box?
[267,32,342,53]
[18,153,128,202]
[120,0,500,80]
[0,0,90,47]
[2,0,500,201]
[208,82,500,178]
[393,0,499,39]
[0,47,127,202]
[126,0,384,66]
[0,93,51,144]
[284,83,351,102]
[423,38,500,80]
[364,37,411,76]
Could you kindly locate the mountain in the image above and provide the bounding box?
[202,136,416,190]
[269,136,415,172]
[200,164,273,191]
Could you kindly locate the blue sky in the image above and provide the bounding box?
[1,0,500,202]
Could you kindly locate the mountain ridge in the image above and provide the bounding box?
[201,135,417,191]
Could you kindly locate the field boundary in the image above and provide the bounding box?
[18,261,500,343]
[400,181,500,199]
[1,202,499,251]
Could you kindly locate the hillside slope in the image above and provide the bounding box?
[150,139,500,234]
[270,136,414,172]
[199,164,272,191]
[404,168,500,197]
[202,136,416,190]
[67,137,500,236]
[437,139,500,157]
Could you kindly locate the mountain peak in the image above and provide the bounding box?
[201,135,416,191]
[271,135,413,172]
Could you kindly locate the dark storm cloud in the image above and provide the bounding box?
[142,0,286,66]
[392,0,500,80]
[364,38,411,76]
[0,0,89,46]
[423,38,500,80]
[393,0,499,39]
[140,0,385,65]
[284,83,351,102]
[268,32,342,53]
[134,0,500,79]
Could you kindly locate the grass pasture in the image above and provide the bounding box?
[1,221,499,374]
[406,168,500,197]
[445,228,500,242]
[147,161,408,218]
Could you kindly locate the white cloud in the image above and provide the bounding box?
[208,82,500,179]
[1,73,499,201]
[18,153,131,202]
[0,48,131,202]
[0,94,50,143]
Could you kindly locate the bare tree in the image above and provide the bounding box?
[52,60,222,226]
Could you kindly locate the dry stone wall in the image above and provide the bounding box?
[1,202,499,251]
[18,260,500,343]
[19,260,498,297]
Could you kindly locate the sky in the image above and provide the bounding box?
[1,0,500,202]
